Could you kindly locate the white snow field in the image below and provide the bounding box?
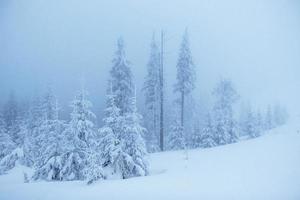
[0,117,300,200]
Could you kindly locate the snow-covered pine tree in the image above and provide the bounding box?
[0,115,15,160]
[2,92,21,146]
[110,37,134,115]
[264,105,273,130]
[0,97,29,174]
[98,91,123,179]
[121,93,149,179]
[143,33,160,153]
[59,88,98,181]
[33,88,60,168]
[85,148,104,184]
[244,107,259,138]
[32,91,66,181]
[0,147,24,175]
[199,113,216,148]
[256,111,263,135]
[174,29,195,134]
[23,96,44,167]
[15,101,31,147]
[69,89,96,145]
[168,119,185,150]
[212,79,239,145]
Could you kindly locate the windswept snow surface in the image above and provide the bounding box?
[1,117,300,200]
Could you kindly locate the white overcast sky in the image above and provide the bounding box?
[0,0,300,117]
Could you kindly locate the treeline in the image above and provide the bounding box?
[142,30,288,151]
[0,31,288,183]
[0,38,148,183]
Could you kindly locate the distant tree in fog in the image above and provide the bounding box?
[110,38,134,115]
[143,33,160,152]
[174,29,195,139]
[212,79,239,145]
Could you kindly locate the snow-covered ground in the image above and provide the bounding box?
[1,117,300,200]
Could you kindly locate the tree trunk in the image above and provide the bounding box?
[159,31,164,151]
[181,91,184,128]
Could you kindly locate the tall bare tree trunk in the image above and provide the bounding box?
[159,31,164,151]
[181,91,184,127]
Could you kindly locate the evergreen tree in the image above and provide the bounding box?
[0,147,24,174]
[98,93,149,179]
[143,34,160,153]
[255,110,263,135]
[120,95,149,178]
[264,105,273,130]
[32,92,66,181]
[85,149,104,184]
[98,91,122,179]
[199,113,216,148]
[23,96,44,167]
[244,107,259,138]
[59,88,97,181]
[1,99,30,174]
[110,37,134,115]
[33,89,61,168]
[174,29,195,134]
[3,92,21,146]
[0,115,15,160]
[212,79,239,145]
[168,119,185,150]
[69,89,96,145]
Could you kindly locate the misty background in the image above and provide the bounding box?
[1,0,300,122]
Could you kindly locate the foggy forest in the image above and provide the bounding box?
[0,0,300,200]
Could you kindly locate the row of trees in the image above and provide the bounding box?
[0,31,288,183]
[0,38,148,183]
[142,30,288,151]
[143,30,196,152]
[167,79,288,150]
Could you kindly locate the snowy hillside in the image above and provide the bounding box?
[0,117,299,200]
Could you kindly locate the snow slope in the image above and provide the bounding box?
[1,117,300,200]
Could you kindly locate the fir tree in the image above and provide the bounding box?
[212,79,239,145]
[174,29,195,133]
[120,94,149,178]
[59,88,97,181]
[244,107,259,138]
[23,96,44,167]
[3,92,21,146]
[85,149,104,184]
[255,110,263,135]
[0,147,24,174]
[264,105,273,130]
[168,119,185,150]
[98,91,122,179]
[32,93,66,181]
[34,89,62,168]
[143,33,160,152]
[69,89,96,145]
[199,113,216,148]
[110,37,134,115]
[0,115,15,160]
